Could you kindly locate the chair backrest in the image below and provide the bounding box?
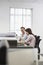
[34,35,41,59]
[34,35,41,48]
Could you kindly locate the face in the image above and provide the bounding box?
[26,31,29,35]
[21,28,25,34]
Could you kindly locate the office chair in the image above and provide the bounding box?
[0,46,7,65]
[34,35,41,59]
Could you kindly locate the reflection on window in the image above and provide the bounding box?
[10,8,32,35]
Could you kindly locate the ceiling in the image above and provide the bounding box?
[0,0,43,3]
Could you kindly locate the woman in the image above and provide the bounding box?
[19,28,36,47]
[24,28,36,47]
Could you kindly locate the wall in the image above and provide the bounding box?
[0,1,43,53]
[0,2,9,33]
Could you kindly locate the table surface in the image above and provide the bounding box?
[0,37,17,40]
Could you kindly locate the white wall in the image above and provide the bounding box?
[0,2,9,33]
[0,1,43,53]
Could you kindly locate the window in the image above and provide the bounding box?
[10,8,32,35]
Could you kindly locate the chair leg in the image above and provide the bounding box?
[38,47,40,60]
[38,54,40,60]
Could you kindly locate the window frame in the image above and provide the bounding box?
[9,7,33,35]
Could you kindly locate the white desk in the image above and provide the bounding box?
[0,37,17,40]
[7,48,38,65]
[0,37,38,65]
[0,37,17,48]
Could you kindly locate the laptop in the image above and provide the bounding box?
[7,40,17,48]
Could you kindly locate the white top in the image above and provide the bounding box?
[25,34,36,47]
[21,33,27,40]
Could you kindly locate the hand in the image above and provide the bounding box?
[24,44,27,47]
[18,40,25,44]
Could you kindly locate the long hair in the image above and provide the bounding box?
[25,28,32,34]
[25,28,35,36]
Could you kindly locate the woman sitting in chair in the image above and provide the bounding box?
[19,28,36,47]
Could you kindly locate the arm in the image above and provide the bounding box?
[25,35,31,44]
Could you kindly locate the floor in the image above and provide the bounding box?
[35,55,43,65]
[31,55,43,65]
[39,55,43,61]
[38,55,43,65]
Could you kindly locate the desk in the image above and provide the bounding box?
[0,37,38,65]
[0,37,17,40]
[0,37,17,48]
[7,48,38,65]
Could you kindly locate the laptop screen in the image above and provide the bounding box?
[7,40,17,48]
